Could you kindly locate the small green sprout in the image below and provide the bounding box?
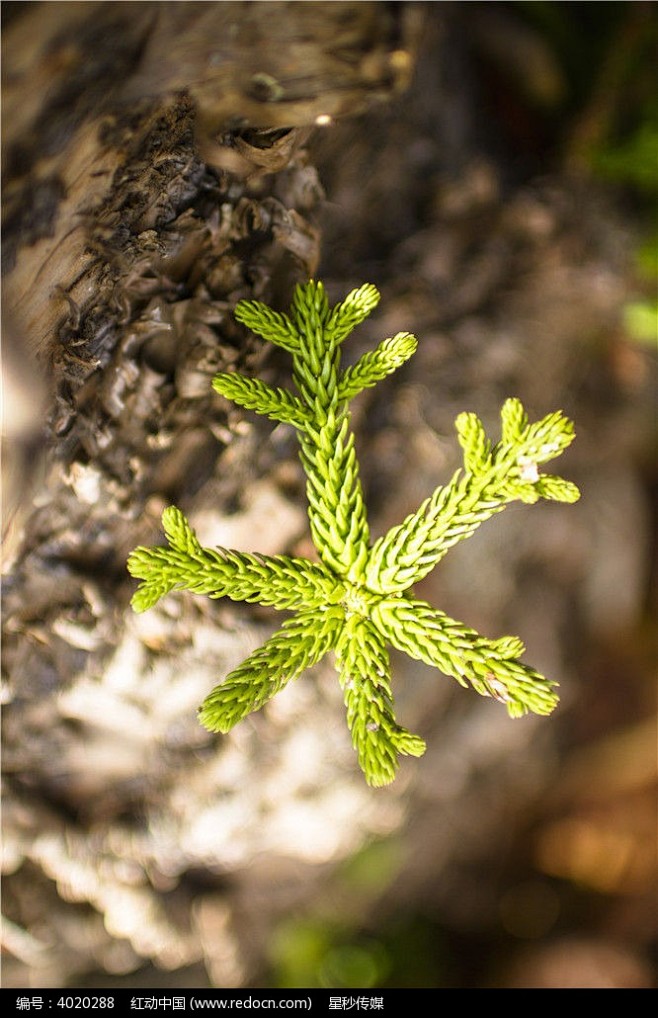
[128,281,580,786]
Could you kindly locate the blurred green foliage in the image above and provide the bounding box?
[515,2,657,348]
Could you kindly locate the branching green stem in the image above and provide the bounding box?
[128,281,580,786]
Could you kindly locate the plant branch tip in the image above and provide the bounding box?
[129,281,580,786]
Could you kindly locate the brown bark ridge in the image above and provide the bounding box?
[2,1,421,987]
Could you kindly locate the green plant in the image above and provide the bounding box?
[128,281,580,786]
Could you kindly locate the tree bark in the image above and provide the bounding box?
[2,0,422,987]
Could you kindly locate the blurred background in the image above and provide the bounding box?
[2,1,656,989]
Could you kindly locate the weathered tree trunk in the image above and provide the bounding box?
[3,1,655,990]
[2,0,422,986]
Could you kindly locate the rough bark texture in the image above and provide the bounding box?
[3,2,656,990]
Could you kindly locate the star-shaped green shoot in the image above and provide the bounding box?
[128,281,580,786]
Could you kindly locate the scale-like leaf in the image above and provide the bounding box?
[199,609,343,733]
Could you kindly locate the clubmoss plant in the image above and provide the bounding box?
[128,281,580,786]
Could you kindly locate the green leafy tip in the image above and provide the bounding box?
[128,280,580,787]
